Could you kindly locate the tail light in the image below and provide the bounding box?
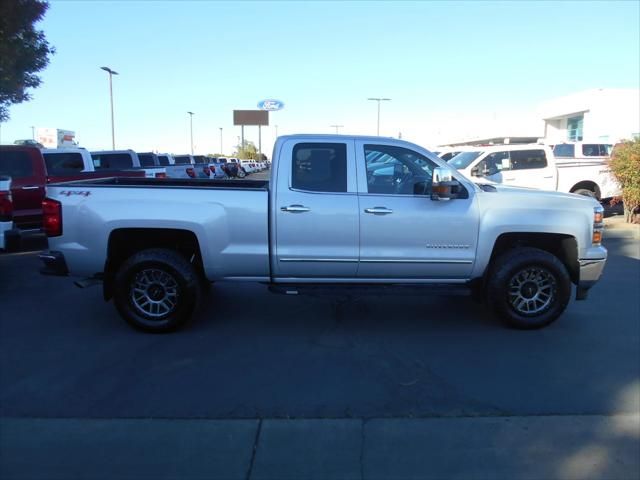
[0,190,13,221]
[186,167,196,178]
[155,172,167,178]
[42,198,62,237]
[203,166,211,176]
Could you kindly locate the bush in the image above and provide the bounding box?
[609,139,640,223]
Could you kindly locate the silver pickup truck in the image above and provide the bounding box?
[40,135,607,332]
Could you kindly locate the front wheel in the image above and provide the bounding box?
[237,168,246,178]
[113,248,200,332]
[572,188,597,199]
[487,247,571,329]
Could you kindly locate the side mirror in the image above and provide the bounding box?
[470,166,480,177]
[431,167,460,201]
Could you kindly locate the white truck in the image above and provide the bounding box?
[448,144,620,199]
[91,150,167,178]
[39,135,607,333]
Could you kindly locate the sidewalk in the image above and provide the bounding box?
[2,414,639,480]
[604,214,640,240]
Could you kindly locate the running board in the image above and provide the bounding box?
[268,283,471,297]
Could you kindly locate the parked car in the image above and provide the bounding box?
[228,158,247,178]
[0,146,144,247]
[0,176,15,251]
[40,134,606,333]
[448,143,620,199]
[91,150,166,178]
[240,160,257,173]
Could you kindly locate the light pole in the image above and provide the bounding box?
[219,127,223,154]
[31,126,35,140]
[330,124,344,134]
[187,111,195,154]
[100,67,119,149]
[367,97,391,136]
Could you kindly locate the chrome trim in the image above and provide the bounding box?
[360,259,473,264]
[279,258,359,263]
[364,207,393,215]
[272,277,471,284]
[578,257,607,289]
[280,205,310,213]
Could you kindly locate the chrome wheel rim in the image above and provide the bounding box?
[508,267,556,315]
[130,268,179,318]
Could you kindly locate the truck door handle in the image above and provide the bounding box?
[364,207,393,215]
[543,176,553,179]
[281,204,310,213]
[504,178,516,181]
[21,186,40,190]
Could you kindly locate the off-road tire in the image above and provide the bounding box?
[487,247,571,329]
[113,248,200,332]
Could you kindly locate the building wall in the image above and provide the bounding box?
[540,89,640,144]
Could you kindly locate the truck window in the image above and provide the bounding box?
[174,156,191,165]
[138,154,157,167]
[43,152,84,174]
[0,151,34,178]
[582,144,611,156]
[364,144,435,195]
[92,153,134,170]
[510,149,547,170]
[477,151,510,175]
[292,143,347,193]
[553,144,575,157]
[157,155,170,166]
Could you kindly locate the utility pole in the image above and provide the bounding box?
[187,111,195,154]
[219,127,223,154]
[100,67,119,149]
[31,126,35,140]
[330,125,344,134]
[367,97,391,136]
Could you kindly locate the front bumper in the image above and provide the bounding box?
[576,249,607,300]
[39,250,69,276]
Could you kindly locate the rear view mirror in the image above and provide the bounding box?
[431,167,460,201]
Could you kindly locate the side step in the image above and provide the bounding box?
[268,283,471,297]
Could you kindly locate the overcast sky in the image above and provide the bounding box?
[1,0,639,154]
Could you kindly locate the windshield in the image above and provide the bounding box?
[448,151,482,170]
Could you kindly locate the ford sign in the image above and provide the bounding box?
[257,99,285,111]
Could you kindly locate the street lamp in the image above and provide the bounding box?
[187,111,195,154]
[219,127,223,154]
[367,97,391,136]
[31,126,35,140]
[330,124,344,134]
[100,66,119,150]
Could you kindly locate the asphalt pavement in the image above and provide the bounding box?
[0,214,638,479]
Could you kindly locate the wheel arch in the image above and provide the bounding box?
[103,228,204,300]
[487,232,579,285]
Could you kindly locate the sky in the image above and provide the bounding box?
[1,0,639,155]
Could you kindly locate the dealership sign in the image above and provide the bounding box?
[257,99,284,111]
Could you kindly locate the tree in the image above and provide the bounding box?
[609,139,640,223]
[0,0,55,122]
[235,140,258,160]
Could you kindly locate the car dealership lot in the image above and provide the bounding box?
[1,225,638,479]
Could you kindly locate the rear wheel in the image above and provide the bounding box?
[487,247,571,329]
[572,188,597,199]
[113,248,200,332]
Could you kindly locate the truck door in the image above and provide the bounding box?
[355,141,478,280]
[504,149,556,191]
[273,139,359,279]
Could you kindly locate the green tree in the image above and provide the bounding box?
[236,140,258,160]
[0,0,55,121]
[609,139,640,223]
